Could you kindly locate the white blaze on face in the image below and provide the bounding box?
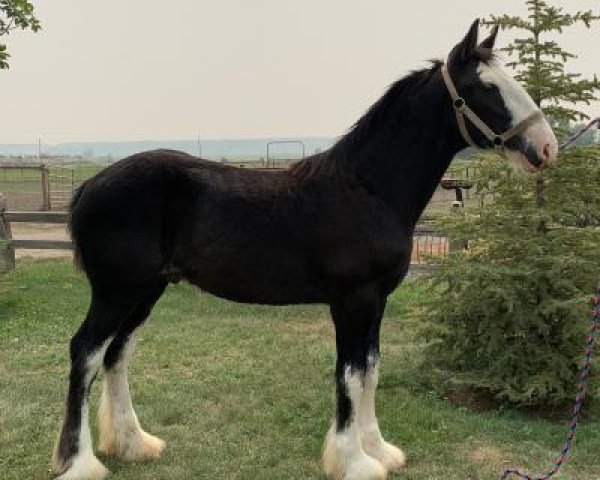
[477,62,558,168]
[477,62,538,125]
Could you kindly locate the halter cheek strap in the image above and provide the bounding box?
[441,63,543,150]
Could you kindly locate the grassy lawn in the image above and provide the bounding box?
[1,260,599,479]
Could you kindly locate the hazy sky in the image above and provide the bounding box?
[2,0,599,144]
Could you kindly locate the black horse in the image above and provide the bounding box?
[52,20,557,480]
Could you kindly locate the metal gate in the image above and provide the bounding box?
[48,164,104,211]
[48,165,77,211]
[0,165,49,211]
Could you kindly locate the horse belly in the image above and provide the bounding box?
[177,247,326,305]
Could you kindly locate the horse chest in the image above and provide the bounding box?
[323,234,410,284]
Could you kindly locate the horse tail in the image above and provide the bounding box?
[68,180,88,271]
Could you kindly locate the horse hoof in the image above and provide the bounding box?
[323,430,387,480]
[363,438,406,473]
[54,452,109,480]
[99,429,165,462]
[344,455,387,480]
[366,441,406,473]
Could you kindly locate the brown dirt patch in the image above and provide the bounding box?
[10,223,72,260]
[467,443,507,468]
[447,389,498,412]
[447,389,576,420]
[10,223,447,264]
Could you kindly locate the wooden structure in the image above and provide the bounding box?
[0,195,15,271]
[440,177,474,205]
[0,194,72,272]
[0,164,52,211]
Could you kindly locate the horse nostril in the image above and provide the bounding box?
[542,143,551,161]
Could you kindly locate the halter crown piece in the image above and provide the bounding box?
[441,61,543,150]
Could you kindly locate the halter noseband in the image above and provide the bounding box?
[441,62,543,151]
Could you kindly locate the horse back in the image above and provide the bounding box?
[70,149,411,304]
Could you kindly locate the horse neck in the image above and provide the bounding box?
[332,68,465,228]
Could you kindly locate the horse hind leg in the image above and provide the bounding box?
[98,282,167,462]
[52,295,136,480]
[97,333,165,462]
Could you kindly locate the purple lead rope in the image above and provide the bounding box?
[501,118,600,479]
[500,290,599,479]
[559,117,600,150]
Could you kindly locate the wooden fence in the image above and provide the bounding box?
[1,161,476,213]
[0,195,451,273]
[0,163,105,211]
[0,196,72,271]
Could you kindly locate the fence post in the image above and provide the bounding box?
[448,201,466,253]
[41,164,51,211]
[0,195,16,272]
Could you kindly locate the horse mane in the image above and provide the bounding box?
[289,61,444,181]
[288,47,503,182]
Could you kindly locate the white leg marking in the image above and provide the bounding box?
[357,356,406,472]
[323,367,387,480]
[54,339,113,480]
[98,330,165,462]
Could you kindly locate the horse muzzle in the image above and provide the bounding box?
[505,122,558,172]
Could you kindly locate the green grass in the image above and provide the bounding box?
[1,260,599,479]
[48,163,107,180]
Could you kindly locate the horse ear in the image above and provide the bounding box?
[449,19,480,64]
[479,25,499,50]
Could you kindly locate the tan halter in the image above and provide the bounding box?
[441,62,543,151]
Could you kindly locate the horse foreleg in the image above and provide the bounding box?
[322,288,387,480]
[323,367,387,480]
[357,354,406,473]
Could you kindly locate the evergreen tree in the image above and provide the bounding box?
[424,148,600,406]
[484,0,599,124]
[423,2,600,407]
[0,0,40,69]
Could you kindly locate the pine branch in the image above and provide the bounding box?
[482,15,532,31]
[485,1,599,124]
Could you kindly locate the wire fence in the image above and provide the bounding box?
[48,165,79,211]
[0,165,49,211]
[0,163,106,211]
